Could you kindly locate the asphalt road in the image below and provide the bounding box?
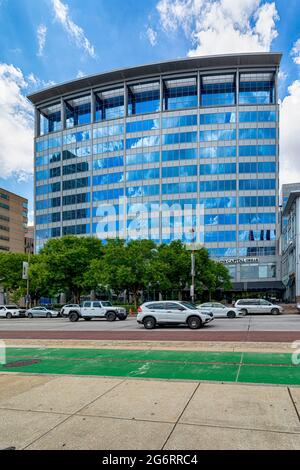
[0,315,300,332]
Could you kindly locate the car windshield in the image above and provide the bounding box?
[101,301,112,307]
[180,302,197,310]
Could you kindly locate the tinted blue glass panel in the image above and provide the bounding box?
[126,119,160,133]
[200,180,236,192]
[63,193,90,205]
[36,182,61,195]
[239,145,277,156]
[205,231,236,243]
[162,132,197,145]
[239,196,276,207]
[62,147,91,161]
[239,247,276,256]
[96,95,124,121]
[63,162,89,175]
[162,165,197,178]
[36,136,61,152]
[239,80,275,105]
[239,230,276,241]
[162,182,197,195]
[127,152,160,166]
[200,146,236,158]
[126,135,160,149]
[93,188,124,201]
[239,213,276,224]
[94,140,124,154]
[208,248,237,257]
[200,130,236,142]
[66,99,91,128]
[93,173,124,185]
[162,115,197,128]
[62,225,90,236]
[94,124,124,139]
[239,179,276,190]
[126,168,160,181]
[36,213,61,224]
[128,89,160,115]
[164,85,197,111]
[200,197,236,209]
[62,177,90,191]
[239,111,276,123]
[200,112,236,125]
[62,208,90,221]
[204,214,236,225]
[36,170,49,181]
[93,156,124,170]
[239,162,276,173]
[63,131,91,145]
[200,163,236,175]
[201,78,236,107]
[162,148,197,162]
[239,128,276,140]
[126,185,160,198]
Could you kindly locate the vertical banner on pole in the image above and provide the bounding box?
[22,262,29,280]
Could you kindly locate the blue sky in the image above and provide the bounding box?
[0,0,300,223]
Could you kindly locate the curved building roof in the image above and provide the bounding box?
[27,52,282,106]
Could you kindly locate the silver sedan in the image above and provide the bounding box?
[197,302,244,319]
[26,307,60,318]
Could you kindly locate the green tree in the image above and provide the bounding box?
[0,252,27,292]
[31,236,103,302]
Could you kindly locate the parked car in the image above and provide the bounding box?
[234,299,284,315]
[0,305,26,319]
[137,301,214,330]
[60,304,80,317]
[196,302,244,318]
[26,306,60,318]
[297,303,300,313]
[65,301,128,322]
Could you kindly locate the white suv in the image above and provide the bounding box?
[0,305,26,319]
[234,299,284,315]
[137,301,214,329]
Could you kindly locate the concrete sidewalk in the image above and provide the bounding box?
[0,373,300,450]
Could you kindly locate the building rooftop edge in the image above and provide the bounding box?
[27,52,282,106]
[283,190,300,217]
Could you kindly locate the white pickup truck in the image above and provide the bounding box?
[64,301,128,322]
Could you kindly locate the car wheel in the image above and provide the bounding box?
[143,316,156,330]
[46,313,52,318]
[106,311,117,322]
[271,308,280,315]
[6,312,12,319]
[227,311,236,319]
[187,316,202,330]
[69,312,79,322]
[27,313,33,318]
[240,309,248,316]
[84,317,92,321]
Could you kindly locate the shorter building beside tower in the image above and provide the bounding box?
[0,188,28,254]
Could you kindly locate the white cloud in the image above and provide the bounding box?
[37,24,47,57]
[0,64,34,179]
[51,0,96,58]
[291,38,300,65]
[76,70,86,78]
[156,0,279,56]
[146,27,158,46]
[280,80,300,185]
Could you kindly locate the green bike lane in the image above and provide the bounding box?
[1,347,300,386]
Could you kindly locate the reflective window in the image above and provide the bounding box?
[239,145,277,156]
[63,162,89,175]
[208,248,237,257]
[162,115,197,128]
[239,162,276,173]
[200,129,236,142]
[128,82,160,115]
[65,95,91,128]
[93,173,124,185]
[126,185,160,198]
[204,214,236,225]
[239,128,276,140]
[201,74,236,106]
[200,180,236,192]
[162,132,197,145]
[204,231,236,242]
[95,88,124,121]
[239,73,275,105]
[63,208,90,221]
[62,225,90,236]
[63,193,90,205]
[126,168,160,181]
[239,213,276,225]
[200,146,236,159]
[36,197,61,211]
[162,165,197,178]
[200,112,236,125]
[62,147,91,161]
[162,182,197,195]
[164,77,197,110]
[126,119,160,133]
[200,163,236,175]
[239,230,276,241]
[239,247,276,256]
[239,196,276,207]
[127,151,160,166]
[93,188,124,201]
[239,111,276,123]
[200,197,236,209]
[239,179,276,190]
[62,177,90,191]
[93,156,124,170]
[94,140,124,154]
[36,213,61,225]
[162,148,197,162]
[36,182,61,195]
[36,152,61,166]
[126,135,160,149]
[240,263,276,280]
[40,103,61,135]
[36,136,61,152]
[94,124,124,139]
[63,130,91,145]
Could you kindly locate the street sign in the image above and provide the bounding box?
[22,262,29,280]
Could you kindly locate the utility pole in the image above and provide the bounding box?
[191,250,195,303]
